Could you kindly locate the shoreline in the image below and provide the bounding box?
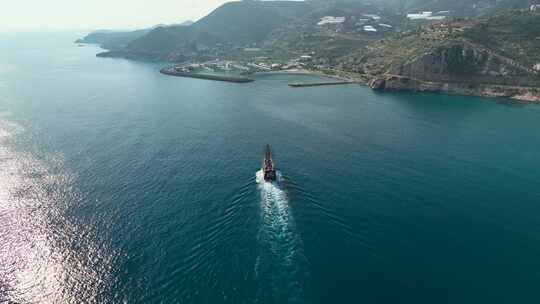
[255,69,356,82]
[288,81,356,87]
[369,75,540,103]
[128,55,540,103]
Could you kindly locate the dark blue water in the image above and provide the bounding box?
[1,32,540,304]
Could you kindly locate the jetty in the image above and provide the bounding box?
[288,81,355,87]
[160,67,254,83]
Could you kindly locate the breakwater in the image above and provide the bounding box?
[160,67,254,83]
[288,81,355,87]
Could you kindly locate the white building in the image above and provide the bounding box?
[356,18,369,25]
[531,4,540,11]
[363,14,381,21]
[407,11,446,20]
[318,16,346,26]
[363,25,378,32]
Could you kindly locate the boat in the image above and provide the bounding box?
[262,145,277,182]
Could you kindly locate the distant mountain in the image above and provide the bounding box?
[99,0,404,61]
[76,21,194,50]
[76,29,151,50]
[85,0,536,63]
[179,20,195,26]
[125,0,312,54]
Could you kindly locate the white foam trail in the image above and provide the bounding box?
[256,170,290,252]
[255,170,309,303]
[257,170,291,254]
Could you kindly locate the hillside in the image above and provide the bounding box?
[463,10,540,67]
[76,29,151,50]
[266,1,401,62]
[82,0,537,68]
[101,0,407,62]
[113,0,312,59]
[95,0,426,62]
[338,10,540,100]
[76,21,196,50]
[382,0,530,14]
[192,0,312,45]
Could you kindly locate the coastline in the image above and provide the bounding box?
[369,75,540,103]
[255,68,356,82]
[92,50,540,103]
[162,65,540,102]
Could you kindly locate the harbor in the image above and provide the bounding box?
[160,59,360,86]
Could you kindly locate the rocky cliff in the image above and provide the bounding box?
[341,11,540,101]
[369,76,540,102]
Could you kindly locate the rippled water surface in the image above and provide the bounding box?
[1,32,540,304]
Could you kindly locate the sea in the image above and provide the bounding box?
[1,32,539,304]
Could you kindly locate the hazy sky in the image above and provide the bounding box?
[0,0,231,32]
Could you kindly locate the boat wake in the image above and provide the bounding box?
[254,170,310,304]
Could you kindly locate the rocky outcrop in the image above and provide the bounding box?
[365,39,540,101]
[391,42,540,87]
[369,74,540,102]
[343,11,540,102]
[368,78,386,90]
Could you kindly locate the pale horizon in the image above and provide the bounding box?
[0,0,233,33]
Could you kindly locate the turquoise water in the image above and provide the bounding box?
[1,32,540,304]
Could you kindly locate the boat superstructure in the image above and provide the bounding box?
[262,145,277,182]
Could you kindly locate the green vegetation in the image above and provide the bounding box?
[339,10,540,80]
[126,1,311,53]
[193,1,311,45]
[77,29,151,50]
[78,0,539,100]
[464,10,540,66]
[444,44,485,74]
[89,0,398,62]
[339,27,449,75]
[127,26,220,53]
[81,0,539,73]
